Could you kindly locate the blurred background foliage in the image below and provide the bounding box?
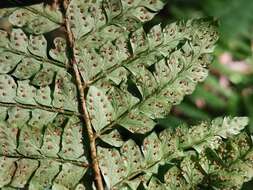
[152,1,253,188]
[151,0,253,134]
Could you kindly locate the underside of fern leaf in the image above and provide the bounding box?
[0,0,251,190]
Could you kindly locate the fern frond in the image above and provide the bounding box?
[0,108,88,189]
[98,117,248,189]
[1,1,250,189]
[1,3,62,34]
[67,0,165,40]
[0,29,78,112]
[85,19,218,138]
[155,132,253,190]
[0,157,87,189]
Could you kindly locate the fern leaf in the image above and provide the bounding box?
[0,3,62,34]
[1,1,250,189]
[0,28,78,112]
[67,0,165,40]
[98,117,248,189]
[159,132,253,190]
[0,108,88,189]
[86,19,218,137]
[0,157,87,189]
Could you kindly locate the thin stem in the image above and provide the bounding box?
[71,57,104,190]
[0,153,89,167]
[89,38,182,85]
[112,151,180,188]
[63,1,104,190]
[0,102,79,116]
[3,48,66,69]
[98,62,195,136]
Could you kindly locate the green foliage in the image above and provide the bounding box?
[201,0,253,40]
[168,0,253,57]
[98,117,250,189]
[0,111,87,189]
[0,0,251,189]
[1,3,63,34]
[162,0,253,133]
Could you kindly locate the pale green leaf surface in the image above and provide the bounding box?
[2,1,248,189]
[15,80,37,105]
[87,86,115,132]
[12,58,41,79]
[0,157,17,188]
[17,124,43,156]
[49,37,68,63]
[67,0,165,40]
[52,163,86,190]
[75,184,87,190]
[85,19,218,134]
[0,108,88,189]
[28,160,61,190]
[99,117,249,189]
[7,107,30,128]
[146,177,166,190]
[28,109,57,128]
[35,86,52,106]
[40,123,62,157]
[0,121,18,155]
[100,130,124,147]
[0,28,78,112]
[212,116,249,138]
[28,35,48,58]
[0,52,23,74]
[98,147,126,189]
[0,75,17,103]
[8,3,62,34]
[118,110,156,134]
[10,159,39,188]
[58,117,86,160]
[10,29,28,53]
[142,133,163,167]
[52,70,78,112]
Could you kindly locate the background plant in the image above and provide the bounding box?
[155,0,253,130]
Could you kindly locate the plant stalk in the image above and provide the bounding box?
[63,1,104,190]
